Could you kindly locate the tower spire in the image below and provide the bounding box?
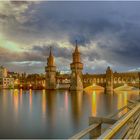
[76,40,78,47]
[47,46,55,66]
[49,46,52,56]
[45,47,56,89]
[75,40,79,53]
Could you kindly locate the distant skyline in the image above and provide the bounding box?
[0,1,140,74]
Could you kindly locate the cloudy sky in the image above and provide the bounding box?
[0,1,140,74]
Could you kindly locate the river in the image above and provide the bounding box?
[0,89,139,138]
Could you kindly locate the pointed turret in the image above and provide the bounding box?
[106,66,112,73]
[75,40,79,53]
[47,47,55,66]
[45,47,56,90]
[49,46,52,56]
[70,40,83,91]
[72,40,81,63]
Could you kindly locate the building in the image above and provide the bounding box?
[0,66,14,89]
[0,65,8,78]
[2,77,14,89]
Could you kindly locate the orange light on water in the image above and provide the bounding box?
[42,90,46,115]
[19,89,23,105]
[92,91,97,116]
[13,89,19,115]
[64,91,68,112]
[29,89,32,111]
[117,92,128,117]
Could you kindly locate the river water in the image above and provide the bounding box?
[0,89,139,138]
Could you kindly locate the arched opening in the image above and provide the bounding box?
[118,77,122,83]
[84,83,104,92]
[114,77,118,84]
[114,84,138,91]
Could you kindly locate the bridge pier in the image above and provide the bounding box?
[45,47,56,90]
[105,67,113,94]
[70,41,83,91]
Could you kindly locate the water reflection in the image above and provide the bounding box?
[45,90,57,129]
[103,93,114,114]
[116,91,132,117]
[64,91,69,112]
[42,89,46,117]
[0,89,139,138]
[29,89,32,111]
[2,90,7,110]
[13,89,19,117]
[91,91,96,116]
[19,89,23,106]
[70,91,83,128]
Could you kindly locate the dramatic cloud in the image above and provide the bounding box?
[0,1,37,23]
[0,1,140,73]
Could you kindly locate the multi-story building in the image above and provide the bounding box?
[0,66,14,89]
[2,77,14,89]
[0,66,7,78]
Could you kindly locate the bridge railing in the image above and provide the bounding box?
[69,98,140,139]
[98,102,140,139]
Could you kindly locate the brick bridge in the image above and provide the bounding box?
[83,67,140,90]
[45,42,140,93]
[56,67,140,92]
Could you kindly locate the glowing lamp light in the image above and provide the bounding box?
[14,79,19,84]
[92,83,96,87]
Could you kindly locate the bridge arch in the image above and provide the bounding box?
[114,83,139,91]
[114,84,139,91]
[84,83,105,91]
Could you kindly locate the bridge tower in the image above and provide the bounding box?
[70,40,83,91]
[105,66,113,94]
[45,47,56,90]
